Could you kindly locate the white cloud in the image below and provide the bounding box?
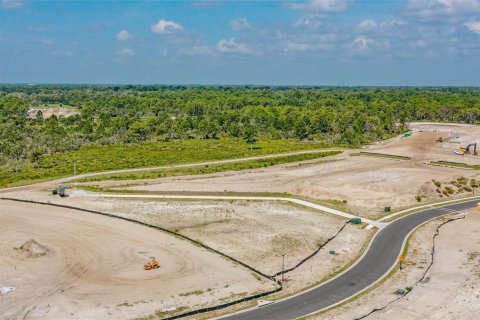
[116,30,131,41]
[230,18,251,31]
[356,19,377,31]
[355,19,408,38]
[41,39,54,45]
[464,20,480,33]
[117,48,134,56]
[294,14,324,28]
[2,0,23,9]
[285,41,332,51]
[288,0,354,13]
[350,35,375,51]
[151,20,183,34]
[405,0,480,19]
[216,38,251,54]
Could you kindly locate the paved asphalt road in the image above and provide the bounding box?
[223,200,478,320]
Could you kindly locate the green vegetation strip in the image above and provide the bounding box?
[429,160,480,170]
[75,150,341,182]
[0,139,338,188]
[350,151,411,160]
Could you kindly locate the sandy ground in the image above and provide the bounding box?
[1,122,479,320]
[14,195,371,297]
[118,123,480,217]
[0,200,275,320]
[313,210,480,320]
[27,106,79,119]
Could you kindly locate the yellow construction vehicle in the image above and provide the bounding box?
[459,143,478,155]
[144,256,160,270]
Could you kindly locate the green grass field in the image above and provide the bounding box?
[0,138,342,188]
[75,150,341,183]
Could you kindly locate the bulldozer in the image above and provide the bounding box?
[459,143,478,156]
[144,256,160,270]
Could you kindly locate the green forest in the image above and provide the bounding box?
[1,85,479,186]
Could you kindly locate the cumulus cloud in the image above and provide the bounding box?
[464,20,480,33]
[2,0,23,9]
[116,30,131,41]
[288,0,354,13]
[350,35,375,51]
[117,47,134,56]
[230,18,251,31]
[356,19,377,31]
[151,20,183,34]
[405,0,480,19]
[216,38,251,54]
[294,14,323,28]
[355,19,408,39]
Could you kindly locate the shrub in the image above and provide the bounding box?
[445,187,454,194]
[432,180,442,188]
[415,195,422,202]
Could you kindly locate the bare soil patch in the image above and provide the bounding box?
[121,123,480,217]
[0,200,273,320]
[61,196,372,296]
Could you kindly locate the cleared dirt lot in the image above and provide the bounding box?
[314,210,480,320]
[123,123,480,217]
[0,200,274,320]
[40,196,370,296]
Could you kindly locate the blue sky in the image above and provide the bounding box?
[1,0,480,85]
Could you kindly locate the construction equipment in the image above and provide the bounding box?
[144,256,160,270]
[459,143,478,155]
[58,184,66,197]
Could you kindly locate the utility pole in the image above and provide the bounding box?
[282,254,285,283]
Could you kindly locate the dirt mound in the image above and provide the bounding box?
[16,239,50,258]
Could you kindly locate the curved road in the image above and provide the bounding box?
[222,199,478,320]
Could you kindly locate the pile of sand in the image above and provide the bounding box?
[16,239,50,258]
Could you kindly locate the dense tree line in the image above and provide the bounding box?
[1,85,479,169]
